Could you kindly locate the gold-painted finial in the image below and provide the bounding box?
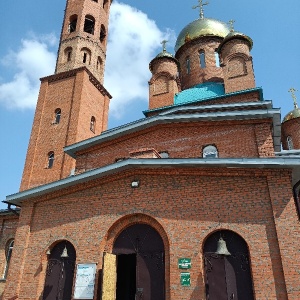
[161,40,168,52]
[289,87,299,109]
[192,0,209,19]
[228,19,235,32]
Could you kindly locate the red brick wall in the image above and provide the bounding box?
[219,39,256,93]
[0,214,18,299]
[74,120,274,173]
[3,168,298,299]
[20,69,110,191]
[175,37,224,90]
[281,118,300,150]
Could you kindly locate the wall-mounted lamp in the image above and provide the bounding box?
[46,248,51,256]
[131,180,140,188]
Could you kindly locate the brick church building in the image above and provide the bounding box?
[1,0,300,299]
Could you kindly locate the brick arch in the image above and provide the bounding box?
[226,55,248,78]
[105,213,170,252]
[103,213,171,299]
[202,228,251,254]
[149,71,175,84]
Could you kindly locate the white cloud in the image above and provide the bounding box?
[0,2,175,116]
[105,2,175,117]
[0,34,57,109]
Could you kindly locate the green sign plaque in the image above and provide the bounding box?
[180,272,191,286]
[178,258,191,269]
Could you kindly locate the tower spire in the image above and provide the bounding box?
[289,88,299,109]
[192,0,209,19]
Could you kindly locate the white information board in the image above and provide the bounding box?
[73,263,97,299]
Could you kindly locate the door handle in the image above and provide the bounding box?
[230,293,234,299]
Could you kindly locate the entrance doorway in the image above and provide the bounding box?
[42,240,76,300]
[204,230,254,300]
[116,254,136,299]
[102,223,165,300]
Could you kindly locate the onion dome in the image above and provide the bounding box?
[175,18,230,53]
[283,106,300,123]
[219,30,253,51]
[149,49,179,72]
[283,89,300,123]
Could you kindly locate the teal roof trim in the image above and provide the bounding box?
[143,87,264,116]
[174,82,225,105]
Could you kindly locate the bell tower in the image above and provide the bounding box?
[20,0,112,191]
[56,0,110,83]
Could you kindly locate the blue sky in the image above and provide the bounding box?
[0,0,299,209]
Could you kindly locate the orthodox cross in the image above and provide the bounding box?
[193,0,209,19]
[228,19,235,32]
[289,87,299,108]
[161,40,168,52]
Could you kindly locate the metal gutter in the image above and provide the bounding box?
[5,157,300,206]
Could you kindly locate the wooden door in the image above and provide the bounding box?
[204,230,254,300]
[102,252,117,300]
[113,224,165,300]
[43,241,76,300]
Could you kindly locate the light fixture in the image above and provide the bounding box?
[46,248,51,255]
[131,180,140,188]
[215,237,231,256]
[61,246,69,258]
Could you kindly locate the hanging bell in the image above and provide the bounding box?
[215,237,231,256]
[61,246,69,258]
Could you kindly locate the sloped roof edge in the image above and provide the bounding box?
[5,157,299,206]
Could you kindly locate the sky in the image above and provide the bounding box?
[0,0,299,209]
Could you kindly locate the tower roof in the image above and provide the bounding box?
[219,30,253,50]
[283,88,300,123]
[175,17,230,53]
[283,108,300,123]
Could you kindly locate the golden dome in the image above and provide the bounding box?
[175,18,230,53]
[283,107,300,123]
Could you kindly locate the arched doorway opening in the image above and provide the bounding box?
[102,223,165,300]
[204,230,254,300]
[42,240,76,300]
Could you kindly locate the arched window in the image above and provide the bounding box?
[215,51,220,67]
[97,56,102,70]
[287,136,294,150]
[100,25,106,43]
[90,116,96,132]
[204,230,254,299]
[81,48,91,64]
[84,15,95,34]
[43,241,76,300]
[64,47,72,62]
[3,239,14,279]
[103,0,109,11]
[68,15,77,33]
[203,145,218,158]
[199,50,206,68]
[47,152,54,169]
[54,108,61,124]
[186,57,191,74]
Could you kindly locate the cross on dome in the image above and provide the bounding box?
[161,40,168,52]
[228,19,235,32]
[289,87,299,109]
[192,0,209,19]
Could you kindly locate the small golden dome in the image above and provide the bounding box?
[149,50,179,72]
[175,18,230,53]
[220,30,253,50]
[283,107,300,123]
